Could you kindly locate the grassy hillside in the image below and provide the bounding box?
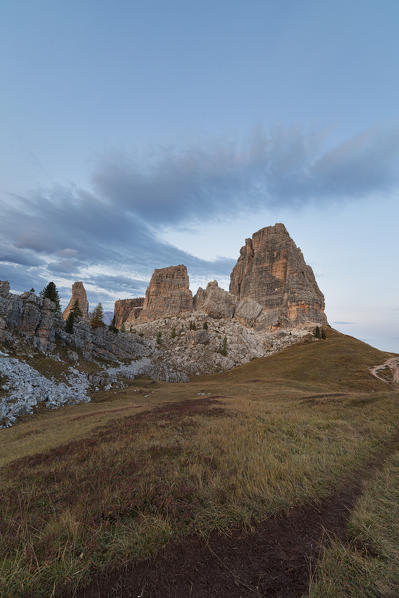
[0,331,398,597]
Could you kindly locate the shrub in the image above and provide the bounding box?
[189,321,197,330]
[203,321,208,330]
[220,336,228,356]
[156,331,162,345]
[321,328,326,340]
[171,327,176,339]
[315,326,321,339]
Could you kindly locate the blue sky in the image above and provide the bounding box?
[0,0,398,351]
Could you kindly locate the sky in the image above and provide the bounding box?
[0,0,398,352]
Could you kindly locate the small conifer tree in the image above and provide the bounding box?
[156,331,162,345]
[170,327,176,338]
[41,282,61,313]
[70,299,82,319]
[203,321,208,330]
[321,328,326,340]
[29,288,35,293]
[315,326,321,339]
[109,316,119,334]
[65,311,75,333]
[121,323,126,333]
[90,303,104,328]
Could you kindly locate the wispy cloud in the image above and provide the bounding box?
[1,125,399,306]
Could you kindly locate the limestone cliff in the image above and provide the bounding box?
[229,223,327,329]
[138,265,193,322]
[113,298,144,329]
[63,282,89,321]
[194,281,236,319]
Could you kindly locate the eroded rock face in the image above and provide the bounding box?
[194,281,236,319]
[138,265,193,321]
[114,298,144,329]
[63,282,89,321]
[230,223,327,329]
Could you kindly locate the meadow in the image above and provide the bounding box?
[0,329,398,597]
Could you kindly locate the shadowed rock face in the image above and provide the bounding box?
[230,223,327,329]
[114,298,144,329]
[138,265,193,322]
[194,281,236,319]
[63,282,89,321]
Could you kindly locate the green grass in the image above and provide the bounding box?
[0,330,398,597]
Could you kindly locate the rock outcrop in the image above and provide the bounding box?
[63,282,89,320]
[138,265,193,322]
[194,281,236,319]
[113,298,144,329]
[229,223,327,329]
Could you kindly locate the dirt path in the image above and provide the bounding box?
[73,436,399,598]
[370,357,399,386]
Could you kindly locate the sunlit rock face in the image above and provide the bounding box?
[229,223,327,329]
[138,265,193,322]
[63,282,89,321]
[114,298,144,329]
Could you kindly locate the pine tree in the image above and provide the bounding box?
[315,326,321,339]
[109,316,119,334]
[321,328,326,340]
[90,303,104,329]
[29,288,35,293]
[65,311,75,333]
[41,282,61,313]
[70,299,82,319]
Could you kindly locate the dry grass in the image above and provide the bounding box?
[307,449,399,597]
[0,330,398,597]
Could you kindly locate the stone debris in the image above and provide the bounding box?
[0,356,90,428]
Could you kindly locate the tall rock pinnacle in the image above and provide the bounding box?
[229,223,327,328]
[63,281,89,320]
[138,265,193,322]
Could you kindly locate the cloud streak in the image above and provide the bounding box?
[1,125,398,307]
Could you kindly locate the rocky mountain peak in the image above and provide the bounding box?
[63,282,89,321]
[138,265,193,322]
[229,223,327,329]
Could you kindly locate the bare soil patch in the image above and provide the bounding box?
[73,436,399,598]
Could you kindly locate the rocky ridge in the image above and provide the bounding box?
[117,224,327,332]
